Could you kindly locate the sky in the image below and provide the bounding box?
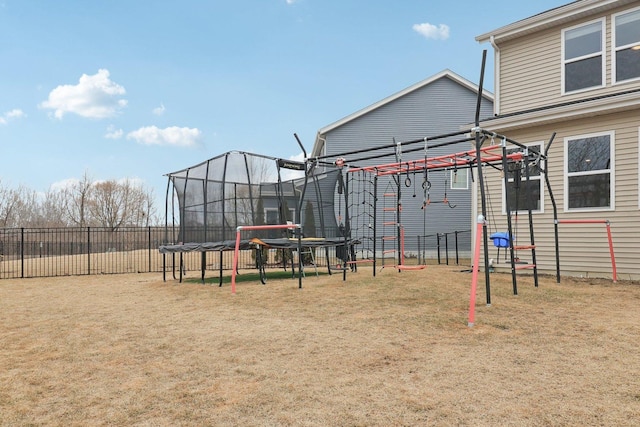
[0,0,570,210]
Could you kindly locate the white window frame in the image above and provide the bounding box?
[564,131,615,212]
[501,142,545,215]
[612,6,640,85]
[561,17,606,95]
[450,167,468,190]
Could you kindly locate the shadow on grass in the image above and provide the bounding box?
[187,269,329,285]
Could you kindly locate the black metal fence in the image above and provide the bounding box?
[0,227,472,280]
[0,227,248,280]
[0,227,162,279]
[417,230,472,265]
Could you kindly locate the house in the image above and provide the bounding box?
[310,70,494,259]
[476,0,640,279]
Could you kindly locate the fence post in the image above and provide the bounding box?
[445,232,449,265]
[87,227,91,275]
[148,226,152,273]
[436,233,441,265]
[20,227,24,278]
[455,231,460,265]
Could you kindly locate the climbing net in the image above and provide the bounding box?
[345,170,376,261]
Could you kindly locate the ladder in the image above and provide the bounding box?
[501,143,538,295]
[381,190,398,269]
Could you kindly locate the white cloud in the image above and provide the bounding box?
[104,125,124,139]
[39,69,127,119]
[49,177,81,192]
[6,109,25,119]
[286,0,297,4]
[152,103,166,116]
[126,125,202,147]
[0,108,26,125]
[412,22,450,40]
[50,176,146,192]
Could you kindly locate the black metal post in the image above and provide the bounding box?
[445,233,449,265]
[87,227,91,276]
[148,226,152,273]
[474,49,492,306]
[20,227,24,278]
[298,227,303,289]
[543,133,560,283]
[501,141,518,296]
[373,174,377,276]
[219,251,224,287]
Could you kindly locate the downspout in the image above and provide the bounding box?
[490,35,500,116]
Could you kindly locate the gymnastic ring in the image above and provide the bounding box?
[405,177,412,187]
[422,180,431,190]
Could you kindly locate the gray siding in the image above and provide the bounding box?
[498,3,640,116]
[480,110,640,280]
[322,75,494,256]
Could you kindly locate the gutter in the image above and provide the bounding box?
[489,35,500,116]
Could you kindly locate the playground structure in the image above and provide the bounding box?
[159,50,618,326]
[159,123,552,286]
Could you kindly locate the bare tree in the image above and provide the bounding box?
[137,187,158,226]
[38,189,68,227]
[88,178,157,229]
[0,180,24,227]
[13,186,41,226]
[63,171,94,227]
[0,171,159,229]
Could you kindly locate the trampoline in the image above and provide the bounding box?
[160,150,358,284]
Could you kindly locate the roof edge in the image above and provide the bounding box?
[317,69,493,137]
[476,0,627,43]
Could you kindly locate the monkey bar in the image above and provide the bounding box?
[348,143,527,176]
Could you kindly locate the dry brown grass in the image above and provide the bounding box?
[1,267,639,426]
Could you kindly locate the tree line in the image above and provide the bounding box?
[0,172,159,229]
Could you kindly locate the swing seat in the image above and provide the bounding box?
[490,232,512,248]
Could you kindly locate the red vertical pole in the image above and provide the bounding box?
[469,215,484,327]
[231,228,241,294]
[605,221,617,283]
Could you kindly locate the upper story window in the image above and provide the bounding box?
[613,7,640,84]
[564,132,614,211]
[562,19,605,94]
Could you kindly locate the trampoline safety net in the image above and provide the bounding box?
[165,151,342,244]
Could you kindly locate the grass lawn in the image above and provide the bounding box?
[1,266,639,426]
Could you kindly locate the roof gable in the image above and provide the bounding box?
[317,70,492,137]
[476,0,638,43]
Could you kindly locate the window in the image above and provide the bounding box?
[265,207,295,224]
[562,19,605,93]
[503,143,543,214]
[565,132,614,211]
[450,168,468,190]
[613,7,640,84]
[265,208,280,225]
